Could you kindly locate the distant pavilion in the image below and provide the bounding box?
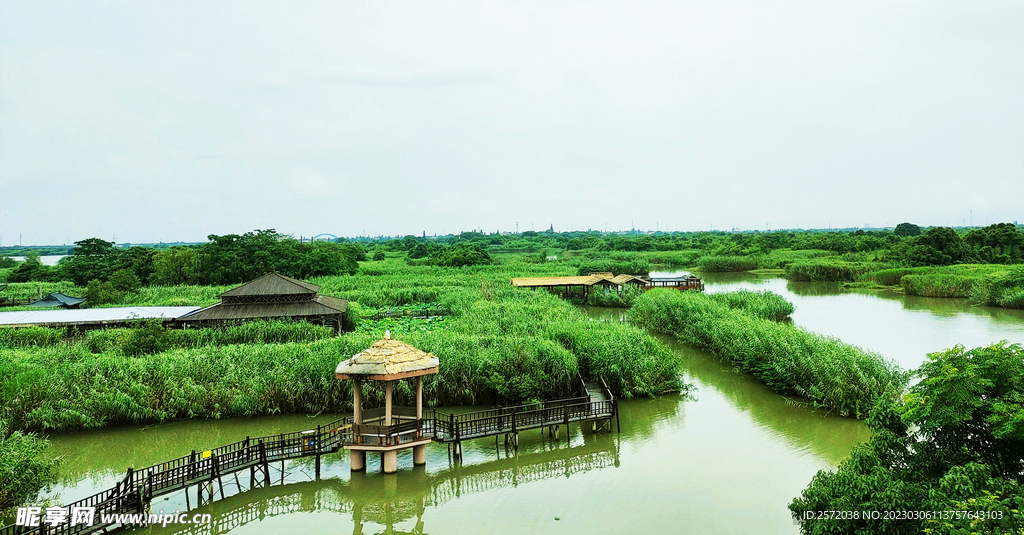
[177,272,350,333]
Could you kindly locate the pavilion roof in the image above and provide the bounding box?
[336,332,439,380]
[218,272,319,298]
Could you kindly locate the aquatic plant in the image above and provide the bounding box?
[0,422,59,512]
[629,290,907,418]
[785,260,879,282]
[696,255,758,272]
[706,290,794,321]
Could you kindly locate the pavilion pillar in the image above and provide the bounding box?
[384,381,393,424]
[353,380,363,424]
[351,379,366,472]
[413,376,426,465]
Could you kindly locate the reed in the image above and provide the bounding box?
[0,422,59,512]
[707,290,794,321]
[628,290,907,418]
[785,260,879,282]
[696,255,758,272]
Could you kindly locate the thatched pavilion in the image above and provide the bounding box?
[336,332,438,474]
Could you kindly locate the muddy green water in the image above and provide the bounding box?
[36,275,1024,534]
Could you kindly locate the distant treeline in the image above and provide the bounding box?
[369,222,1024,268]
[4,230,364,288]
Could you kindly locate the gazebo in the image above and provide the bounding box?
[336,332,438,474]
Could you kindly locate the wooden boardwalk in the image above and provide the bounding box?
[1,377,617,535]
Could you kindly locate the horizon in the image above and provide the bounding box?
[2,1,1022,244]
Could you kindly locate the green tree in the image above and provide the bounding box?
[85,279,124,306]
[108,269,142,293]
[372,250,386,261]
[894,222,922,237]
[428,243,493,267]
[151,247,204,285]
[790,342,1024,534]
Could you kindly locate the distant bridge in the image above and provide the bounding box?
[310,234,338,242]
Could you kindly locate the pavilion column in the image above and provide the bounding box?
[353,380,363,424]
[413,376,427,465]
[385,381,393,424]
[350,380,366,472]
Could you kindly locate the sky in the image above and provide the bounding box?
[1,1,1022,245]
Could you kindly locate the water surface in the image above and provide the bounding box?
[34,276,1024,534]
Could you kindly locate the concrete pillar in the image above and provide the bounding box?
[413,444,426,465]
[383,450,398,473]
[350,450,366,472]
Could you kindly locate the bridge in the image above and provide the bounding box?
[1,378,617,535]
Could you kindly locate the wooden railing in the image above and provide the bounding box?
[432,398,616,443]
[0,416,353,535]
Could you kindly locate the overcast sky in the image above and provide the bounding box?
[1,1,1022,245]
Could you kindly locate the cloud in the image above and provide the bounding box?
[318,67,491,88]
[283,167,345,198]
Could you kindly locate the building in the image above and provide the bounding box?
[28,292,85,309]
[177,272,351,333]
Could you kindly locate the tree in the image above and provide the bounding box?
[7,257,58,283]
[894,222,922,237]
[428,243,493,267]
[150,247,203,285]
[372,250,386,261]
[790,342,1024,534]
[904,227,967,266]
[108,269,142,293]
[85,279,123,306]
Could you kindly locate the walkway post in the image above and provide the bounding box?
[315,424,322,479]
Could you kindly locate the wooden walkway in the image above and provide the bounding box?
[1,377,617,535]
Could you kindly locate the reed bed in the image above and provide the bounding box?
[706,290,794,321]
[0,422,59,512]
[629,290,907,418]
[1,262,689,432]
[785,260,880,282]
[696,255,759,272]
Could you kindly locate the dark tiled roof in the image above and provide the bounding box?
[179,294,347,321]
[28,293,86,308]
[218,272,319,298]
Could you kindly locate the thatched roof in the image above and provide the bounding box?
[610,274,646,285]
[511,273,644,288]
[219,272,318,298]
[511,275,604,287]
[336,332,439,380]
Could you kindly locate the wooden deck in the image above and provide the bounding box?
[1,378,618,535]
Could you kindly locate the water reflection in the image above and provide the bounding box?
[129,433,620,535]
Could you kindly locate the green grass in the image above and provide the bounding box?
[707,290,795,321]
[0,423,59,512]
[629,290,907,418]
[785,260,882,282]
[0,260,689,433]
[859,264,1024,309]
[696,255,759,272]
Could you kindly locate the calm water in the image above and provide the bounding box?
[8,255,65,266]
[33,275,1024,534]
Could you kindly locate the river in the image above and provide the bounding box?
[34,274,1024,534]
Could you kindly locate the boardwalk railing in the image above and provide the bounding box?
[2,377,616,535]
[432,397,616,443]
[1,416,353,535]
